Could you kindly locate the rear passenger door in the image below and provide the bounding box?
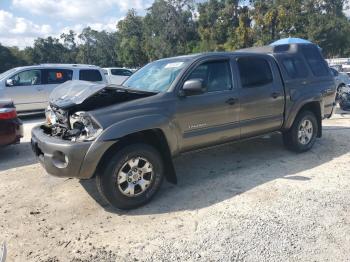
[42,69,73,102]
[237,56,285,138]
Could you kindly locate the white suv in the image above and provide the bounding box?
[0,64,107,112]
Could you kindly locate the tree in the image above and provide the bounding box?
[143,0,198,59]
[306,13,350,57]
[60,30,78,63]
[116,9,147,67]
[25,36,67,64]
[76,27,98,64]
[225,6,254,50]
[0,44,22,73]
[196,0,226,51]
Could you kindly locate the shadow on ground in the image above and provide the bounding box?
[0,114,44,172]
[80,123,350,215]
[0,142,36,171]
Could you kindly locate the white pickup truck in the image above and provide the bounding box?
[103,67,134,85]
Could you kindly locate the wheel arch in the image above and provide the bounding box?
[286,101,322,138]
[96,128,177,184]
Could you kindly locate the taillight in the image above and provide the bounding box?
[0,108,17,120]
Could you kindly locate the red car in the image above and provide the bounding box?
[0,99,23,146]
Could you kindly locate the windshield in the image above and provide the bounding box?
[123,59,189,92]
[0,68,17,80]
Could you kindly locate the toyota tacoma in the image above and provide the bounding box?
[31,43,336,209]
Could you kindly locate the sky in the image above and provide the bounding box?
[0,0,154,48]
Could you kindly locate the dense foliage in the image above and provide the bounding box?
[1,0,350,72]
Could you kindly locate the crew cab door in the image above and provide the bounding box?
[236,56,285,138]
[175,58,240,152]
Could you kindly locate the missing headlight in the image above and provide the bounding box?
[67,111,102,142]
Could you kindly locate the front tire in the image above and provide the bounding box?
[96,143,164,210]
[283,110,318,153]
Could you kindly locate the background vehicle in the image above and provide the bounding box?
[0,99,23,146]
[103,67,133,85]
[32,43,336,209]
[330,67,350,100]
[0,64,107,112]
[339,89,350,110]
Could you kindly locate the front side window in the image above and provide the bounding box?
[237,57,273,88]
[79,70,103,82]
[186,60,233,92]
[9,69,41,86]
[123,59,189,92]
[45,69,73,84]
[111,69,133,76]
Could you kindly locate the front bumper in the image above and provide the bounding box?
[31,125,113,179]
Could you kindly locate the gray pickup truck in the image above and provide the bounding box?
[31,43,336,209]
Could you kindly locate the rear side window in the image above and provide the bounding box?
[45,69,73,84]
[237,57,273,88]
[282,57,308,79]
[111,69,133,76]
[79,69,102,82]
[187,60,233,92]
[302,46,330,77]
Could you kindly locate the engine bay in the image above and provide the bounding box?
[43,88,155,141]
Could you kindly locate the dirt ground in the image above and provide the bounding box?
[1,110,350,262]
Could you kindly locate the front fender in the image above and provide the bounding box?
[97,114,179,155]
[95,114,179,184]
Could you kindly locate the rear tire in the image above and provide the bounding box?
[283,110,318,153]
[96,143,164,210]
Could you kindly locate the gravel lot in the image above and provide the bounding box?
[1,111,350,261]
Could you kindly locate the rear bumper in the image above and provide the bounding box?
[31,125,113,179]
[0,118,23,146]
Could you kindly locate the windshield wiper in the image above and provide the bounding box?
[108,84,159,94]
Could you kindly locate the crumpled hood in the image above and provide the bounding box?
[49,80,107,108]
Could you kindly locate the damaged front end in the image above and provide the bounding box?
[43,80,155,142]
[44,107,102,141]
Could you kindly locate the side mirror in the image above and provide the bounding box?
[181,79,206,96]
[5,79,14,87]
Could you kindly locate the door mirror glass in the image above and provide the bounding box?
[182,79,206,96]
[5,79,14,87]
